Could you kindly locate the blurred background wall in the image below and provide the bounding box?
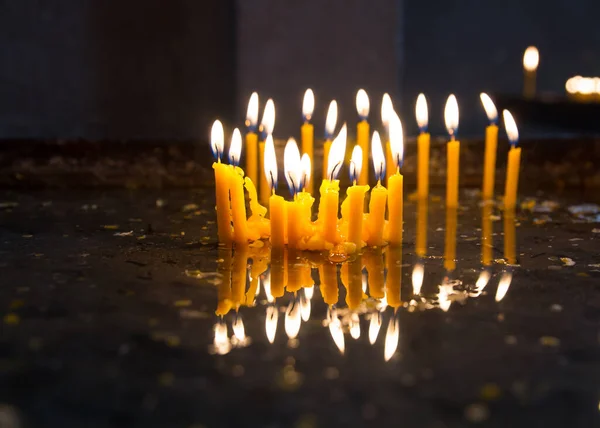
[0,0,599,139]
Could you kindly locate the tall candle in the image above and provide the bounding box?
[342,145,369,250]
[444,206,458,272]
[245,92,259,186]
[523,46,539,99]
[367,131,388,247]
[386,113,404,246]
[322,100,338,181]
[228,128,249,244]
[381,93,395,184]
[444,94,460,208]
[259,99,275,205]
[416,198,428,257]
[480,93,499,201]
[284,138,302,248]
[416,93,430,199]
[301,89,315,194]
[502,110,521,210]
[299,154,315,236]
[211,120,233,244]
[264,135,286,249]
[356,89,370,186]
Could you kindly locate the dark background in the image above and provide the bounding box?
[0,0,599,140]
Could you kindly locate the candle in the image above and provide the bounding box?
[284,138,302,248]
[259,99,275,205]
[322,100,338,180]
[504,209,516,265]
[502,110,521,210]
[381,93,394,184]
[245,92,259,186]
[342,145,369,250]
[366,131,388,247]
[444,94,460,208]
[385,246,402,308]
[481,203,493,266]
[228,128,249,244]
[243,176,270,240]
[444,206,458,272]
[386,112,404,246]
[298,154,316,237]
[416,198,428,257]
[480,93,499,201]
[523,46,539,99]
[211,120,233,244]
[264,134,286,249]
[356,89,370,186]
[301,89,315,194]
[416,93,430,199]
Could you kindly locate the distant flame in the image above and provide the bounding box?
[350,313,361,340]
[480,93,498,124]
[389,112,403,170]
[523,46,539,72]
[381,93,394,128]
[349,145,363,184]
[412,263,424,295]
[210,119,225,161]
[371,130,385,183]
[284,138,302,196]
[246,92,259,129]
[232,315,246,342]
[495,271,512,302]
[444,94,459,137]
[214,320,231,355]
[369,312,383,345]
[325,100,338,139]
[260,99,276,136]
[416,93,429,132]
[285,299,302,340]
[228,128,242,166]
[326,123,347,181]
[384,316,399,362]
[265,305,278,344]
[300,153,311,191]
[264,134,278,192]
[502,110,519,146]
[302,89,315,121]
[356,89,370,119]
[328,308,345,354]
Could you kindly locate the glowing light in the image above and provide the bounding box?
[326,123,347,180]
[325,100,338,139]
[384,316,399,362]
[523,46,539,72]
[228,128,242,166]
[350,313,361,340]
[349,145,363,184]
[300,292,311,322]
[284,138,302,196]
[328,308,345,354]
[502,110,519,147]
[495,271,512,302]
[304,285,314,300]
[371,130,385,182]
[302,88,315,121]
[262,272,274,303]
[381,93,394,127]
[389,112,404,170]
[300,153,311,191]
[438,283,452,312]
[232,315,246,342]
[213,321,231,355]
[412,263,424,295]
[444,94,459,137]
[369,312,383,345]
[416,93,429,132]
[264,134,278,192]
[260,99,275,135]
[285,299,302,340]
[356,89,370,119]
[480,93,498,123]
[362,271,368,294]
[246,92,259,129]
[210,119,224,161]
[474,270,491,296]
[579,77,595,95]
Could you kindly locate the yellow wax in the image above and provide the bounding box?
[446,140,460,208]
[385,141,393,185]
[364,249,384,299]
[269,194,286,249]
[297,191,315,240]
[385,246,402,308]
[320,262,339,305]
[245,132,258,186]
[322,139,331,180]
[342,184,369,249]
[504,147,521,210]
[286,253,302,292]
[524,69,536,99]
[417,132,431,199]
[504,209,516,265]
[482,124,498,201]
[357,120,370,185]
[216,247,233,315]
[270,248,287,298]
[444,207,458,272]
[301,123,314,194]
[416,198,428,257]
[244,177,270,240]
[231,245,249,307]
[319,179,341,244]
[387,173,403,246]
[287,199,302,249]
[246,245,269,305]
[366,183,388,247]
[229,166,249,244]
[344,256,363,310]
[212,162,233,244]
[259,140,270,205]
[481,203,493,266]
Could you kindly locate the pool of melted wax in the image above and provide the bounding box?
[0,189,599,427]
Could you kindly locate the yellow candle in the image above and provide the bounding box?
[244,177,270,240]
[416,198,428,257]
[523,46,539,99]
[263,134,285,249]
[258,140,269,205]
[356,89,370,186]
[322,139,331,180]
[323,100,338,181]
[504,208,517,265]
[385,141,393,184]
[228,129,248,244]
[259,98,275,205]
[444,95,460,208]
[366,131,387,247]
[386,114,404,246]
[502,110,521,210]
[284,138,303,248]
[297,190,315,238]
[444,206,458,272]
[364,249,384,299]
[416,94,430,199]
[480,93,499,201]
[381,93,395,185]
[211,120,232,244]
[301,89,315,194]
[245,92,259,185]
[341,145,368,249]
[481,203,493,266]
[385,246,402,308]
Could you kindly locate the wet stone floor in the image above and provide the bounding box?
[0,188,599,427]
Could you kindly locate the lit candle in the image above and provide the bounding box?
[523,46,539,99]
[228,128,249,244]
[356,89,370,186]
[341,145,368,250]
[381,93,394,184]
[211,120,233,244]
[480,93,499,201]
[264,134,286,249]
[481,203,493,266]
[301,89,315,194]
[243,176,270,240]
[259,99,276,205]
[298,154,316,239]
[416,93,430,199]
[444,94,460,208]
[366,131,388,247]
[502,110,521,210]
[284,138,303,249]
[322,100,338,180]
[503,208,517,265]
[245,92,259,186]
[386,112,404,246]
[444,206,458,272]
[416,198,428,257]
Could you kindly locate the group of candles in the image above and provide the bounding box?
[211,89,522,252]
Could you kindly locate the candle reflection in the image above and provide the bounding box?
[444,206,458,272]
[416,198,428,257]
[412,263,424,296]
[384,313,400,362]
[504,209,517,265]
[328,307,345,354]
[285,296,302,340]
[495,271,513,302]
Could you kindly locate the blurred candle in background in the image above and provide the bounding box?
[444,95,460,208]
[386,112,404,246]
[416,93,430,199]
[503,110,521,210]
[523,46,539,99]
[259,99,276,205]
[356,89,370,186]
[245,92,259,186]
[301,89,315,194]
[480,93,499,201]
[322,100,338,180]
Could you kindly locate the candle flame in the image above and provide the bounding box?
[213,320,231,355]
[362,271,368,294]
[381,93,394,127]
[284,138,302,196]
[265,305,278,343]
[260,98,276,136]
[232,315,246,342]
[302,88,315,121]
[228,128,242,166]
[389,112,404,170]
[349,145,363,184]
[263,271,274,303]
[523,46,539,72]
[412,263,424,295]
[475,269,491,295]
[246,92,259,129]
[369,312,383,345]
[300,291,311,322]
[304,284,314,300]
[264,134,278,192]
[325,100,338,139]
[327,123,347,181]
[502,110,519,146]
[210,119,225,161]
[285,298,302,340]
[356,89,370,120]
[438,283,452,312]
[444,94,459,137]
[384,316,399,362]
[328,308,345,354]
[350,313,361,339]
[300,153,311,191]
[495,271,512,302]
[371,130,386,183]
[480,93,498,124]
[416,93,429,132]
